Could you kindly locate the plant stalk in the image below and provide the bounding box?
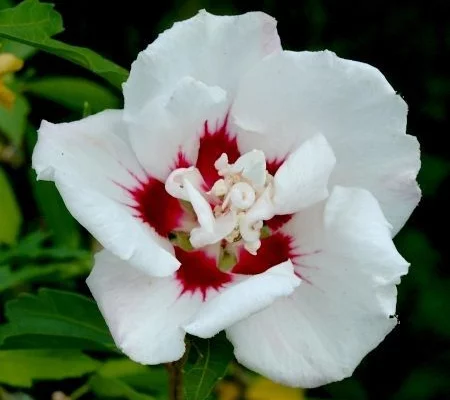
[166,361,184,400]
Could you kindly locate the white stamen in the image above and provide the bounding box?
[210,179,228,197]
[230,150,266,189]
[229,182,256,210]
[165,167,203,201]
[165,150,277,256]
[244,240,261,255]
[214,153,229,175]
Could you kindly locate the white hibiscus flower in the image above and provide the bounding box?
[32,10,420,388]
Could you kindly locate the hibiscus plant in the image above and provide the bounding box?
[1,0,431,400]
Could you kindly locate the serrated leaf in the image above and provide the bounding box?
[89,375,156,400]
[0,349,100,387]
[0,0,128,88]
[0,288,116,352]
[184,334,234,400]
[26,76,120,113]
[0,166,21,244]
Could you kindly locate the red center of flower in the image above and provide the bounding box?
[174,246,232,300]
[124,116,298,299]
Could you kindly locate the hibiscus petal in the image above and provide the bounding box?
[123,10,281,117]
[126,77,229,181]
[226,186,408,387]
[32,110,179,277]
[184,260,301,338]
[273,134,336,214]
[232,50,420,234]
[87,250,203,364]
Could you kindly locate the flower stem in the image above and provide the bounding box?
[166,361,184,400]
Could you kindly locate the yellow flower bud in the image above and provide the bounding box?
[0,53,24,109]
[247,377,304,400]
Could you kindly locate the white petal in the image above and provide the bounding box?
[32,110,179,277]
[273,134,336,214]
[185,260,300,338]
[123,10,281,117]
[232,50,420,234]
[126,76,229,181]
[226,186,409,387]
[87,250,202,364]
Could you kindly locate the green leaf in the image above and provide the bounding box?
[0,166,21,244]
[0,349,100,387]
[0,288,116,352]
[0,0,128,88]
[0,388,35,400]
[29,170,81,248]
[0,259,91,293]
[0,38,37,59]
[0,93,29,146]
[89,375,156,400]
[0,230,89,265]
[183,334,234,400]
[0,0,13,10]
[26,76,121,113]
[98,359,168,394]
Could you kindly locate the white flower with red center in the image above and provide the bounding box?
[32,11,420,387]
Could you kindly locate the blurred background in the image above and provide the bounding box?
[1,0,449,399]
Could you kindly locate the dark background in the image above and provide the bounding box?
[4,0,450,399]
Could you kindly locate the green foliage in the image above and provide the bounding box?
[0,0,446,398]
[183,334,234,400]
[0,166,21,244]
[325,378,368,400]
[0,263,86,293]
[0,93,29,146]
[419,154,450,197]
[97,359,168,394]
[82,359,168,400]
[0,350,100,387]
[0,231,88,264]
[0,0,128,88]
[28,173,82,248]
[0,288,116,352]
[88,375,156,400]
[393,367,450,400]
[25,129,82,247]
[25,76,121,113]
